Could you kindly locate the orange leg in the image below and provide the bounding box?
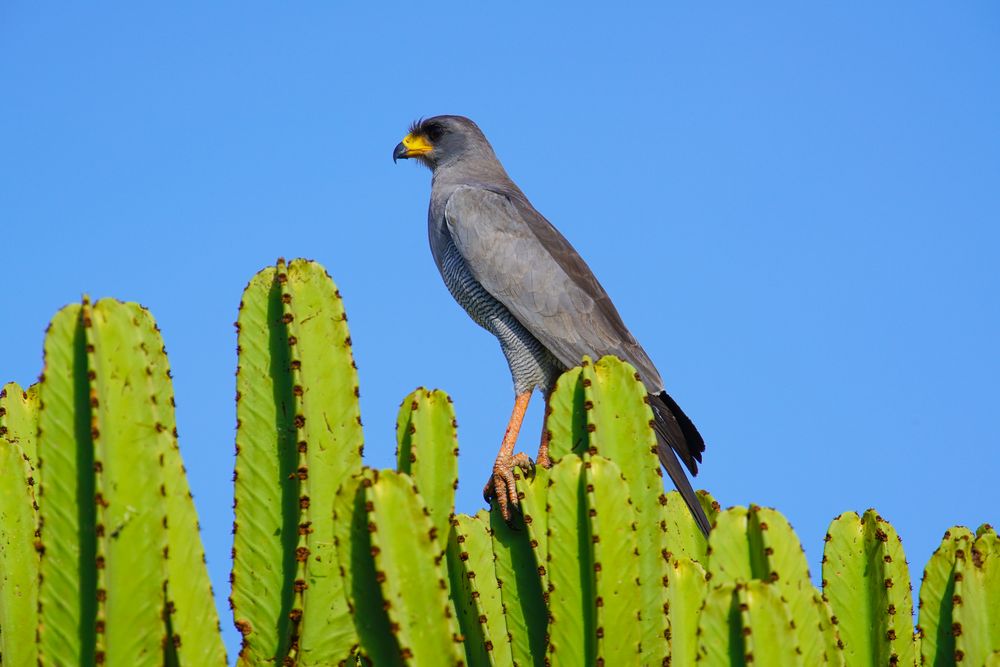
[483,391,534,522]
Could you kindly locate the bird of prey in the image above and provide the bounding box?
[393,115,710,535]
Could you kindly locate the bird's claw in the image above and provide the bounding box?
[483,452,534,524]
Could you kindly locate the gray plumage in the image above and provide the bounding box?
[394,115,710,535]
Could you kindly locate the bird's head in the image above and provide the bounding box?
[392,115,493,170]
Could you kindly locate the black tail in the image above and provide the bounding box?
[649,391,710,536]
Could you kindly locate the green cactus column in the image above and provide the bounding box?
[1,380,39,463]
[546,453,645,666]
[36,303,96,666]
[36,299,224,667]
[231,258,363,665]
[707,505,843,666]
[663,489,719,565]
[334,468,465,666]
[366,470,465,666]
[396,388,458,545]
[697,581,803,666]
[0,381,40,667]
[87,299,174,666]
[919,525,1000,666]
[514,465,549,596]
[446,511,512,667]
[822,510,916,667]
[580,356,672,660]
[545,366,585,460]
[664,557,707,667]
[489,507,547,667]
[128,303,227,666]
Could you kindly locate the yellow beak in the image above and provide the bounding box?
[392,133,433,162]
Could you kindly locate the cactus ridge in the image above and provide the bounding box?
[665,557,708,666]
[333,469,402,666]
[951,527,1000,665]
[396,387,459,548]
[544,366,585,461]
[514,466,549,601]
[0,380,39,464]
[231,265,298,664]
[35,304,95,665]
[231,258,364,665]
[31,299,224,666]
[489,506,547,667]
[822,509,916,667]
[446,511,512,667]
[698,581,803,666]
[917,526,974,666]
[0,381,41,667]
[88,299,171,666]
[365,470,465,666]
[128,303,227,666]
[583,455,642,663]
[545,455,593,666]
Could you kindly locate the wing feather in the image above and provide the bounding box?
[443,185,663,391]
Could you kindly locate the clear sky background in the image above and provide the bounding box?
[2,3,998,661]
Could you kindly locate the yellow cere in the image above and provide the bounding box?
[402,133,433,156]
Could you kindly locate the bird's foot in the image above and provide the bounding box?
[483,452,534,523]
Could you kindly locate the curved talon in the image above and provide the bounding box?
[483,453,534,523]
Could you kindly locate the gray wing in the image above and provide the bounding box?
[444,184,664,391]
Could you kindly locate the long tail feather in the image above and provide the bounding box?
[650,391,710,536]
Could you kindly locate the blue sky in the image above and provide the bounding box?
[2,3,998,660]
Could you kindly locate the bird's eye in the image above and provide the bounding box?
[424,124,445,142]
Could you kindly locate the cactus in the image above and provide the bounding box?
[446,511,513,667]
[489,507,547,667]
[232,259,363,665]
[545,454,647,665]
[953,525,1000,664]
[544,366,585,460]
[4,259,999,667]
[0,381,40,667]
[822,509,916,667]
[662,489,720,565]
[697,580,803,666]
[396,388,459,546]
[332,469,401,666]
[664,557,707,666]
[919,525,1000,666]
[707,504,843,665]
[333,468,465,666]
[1,380,39,463]
[32,298,224,666]
[545,455,592,665]
[129,303,227,666]
[514,465,549,596]
[366,470,465,665]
